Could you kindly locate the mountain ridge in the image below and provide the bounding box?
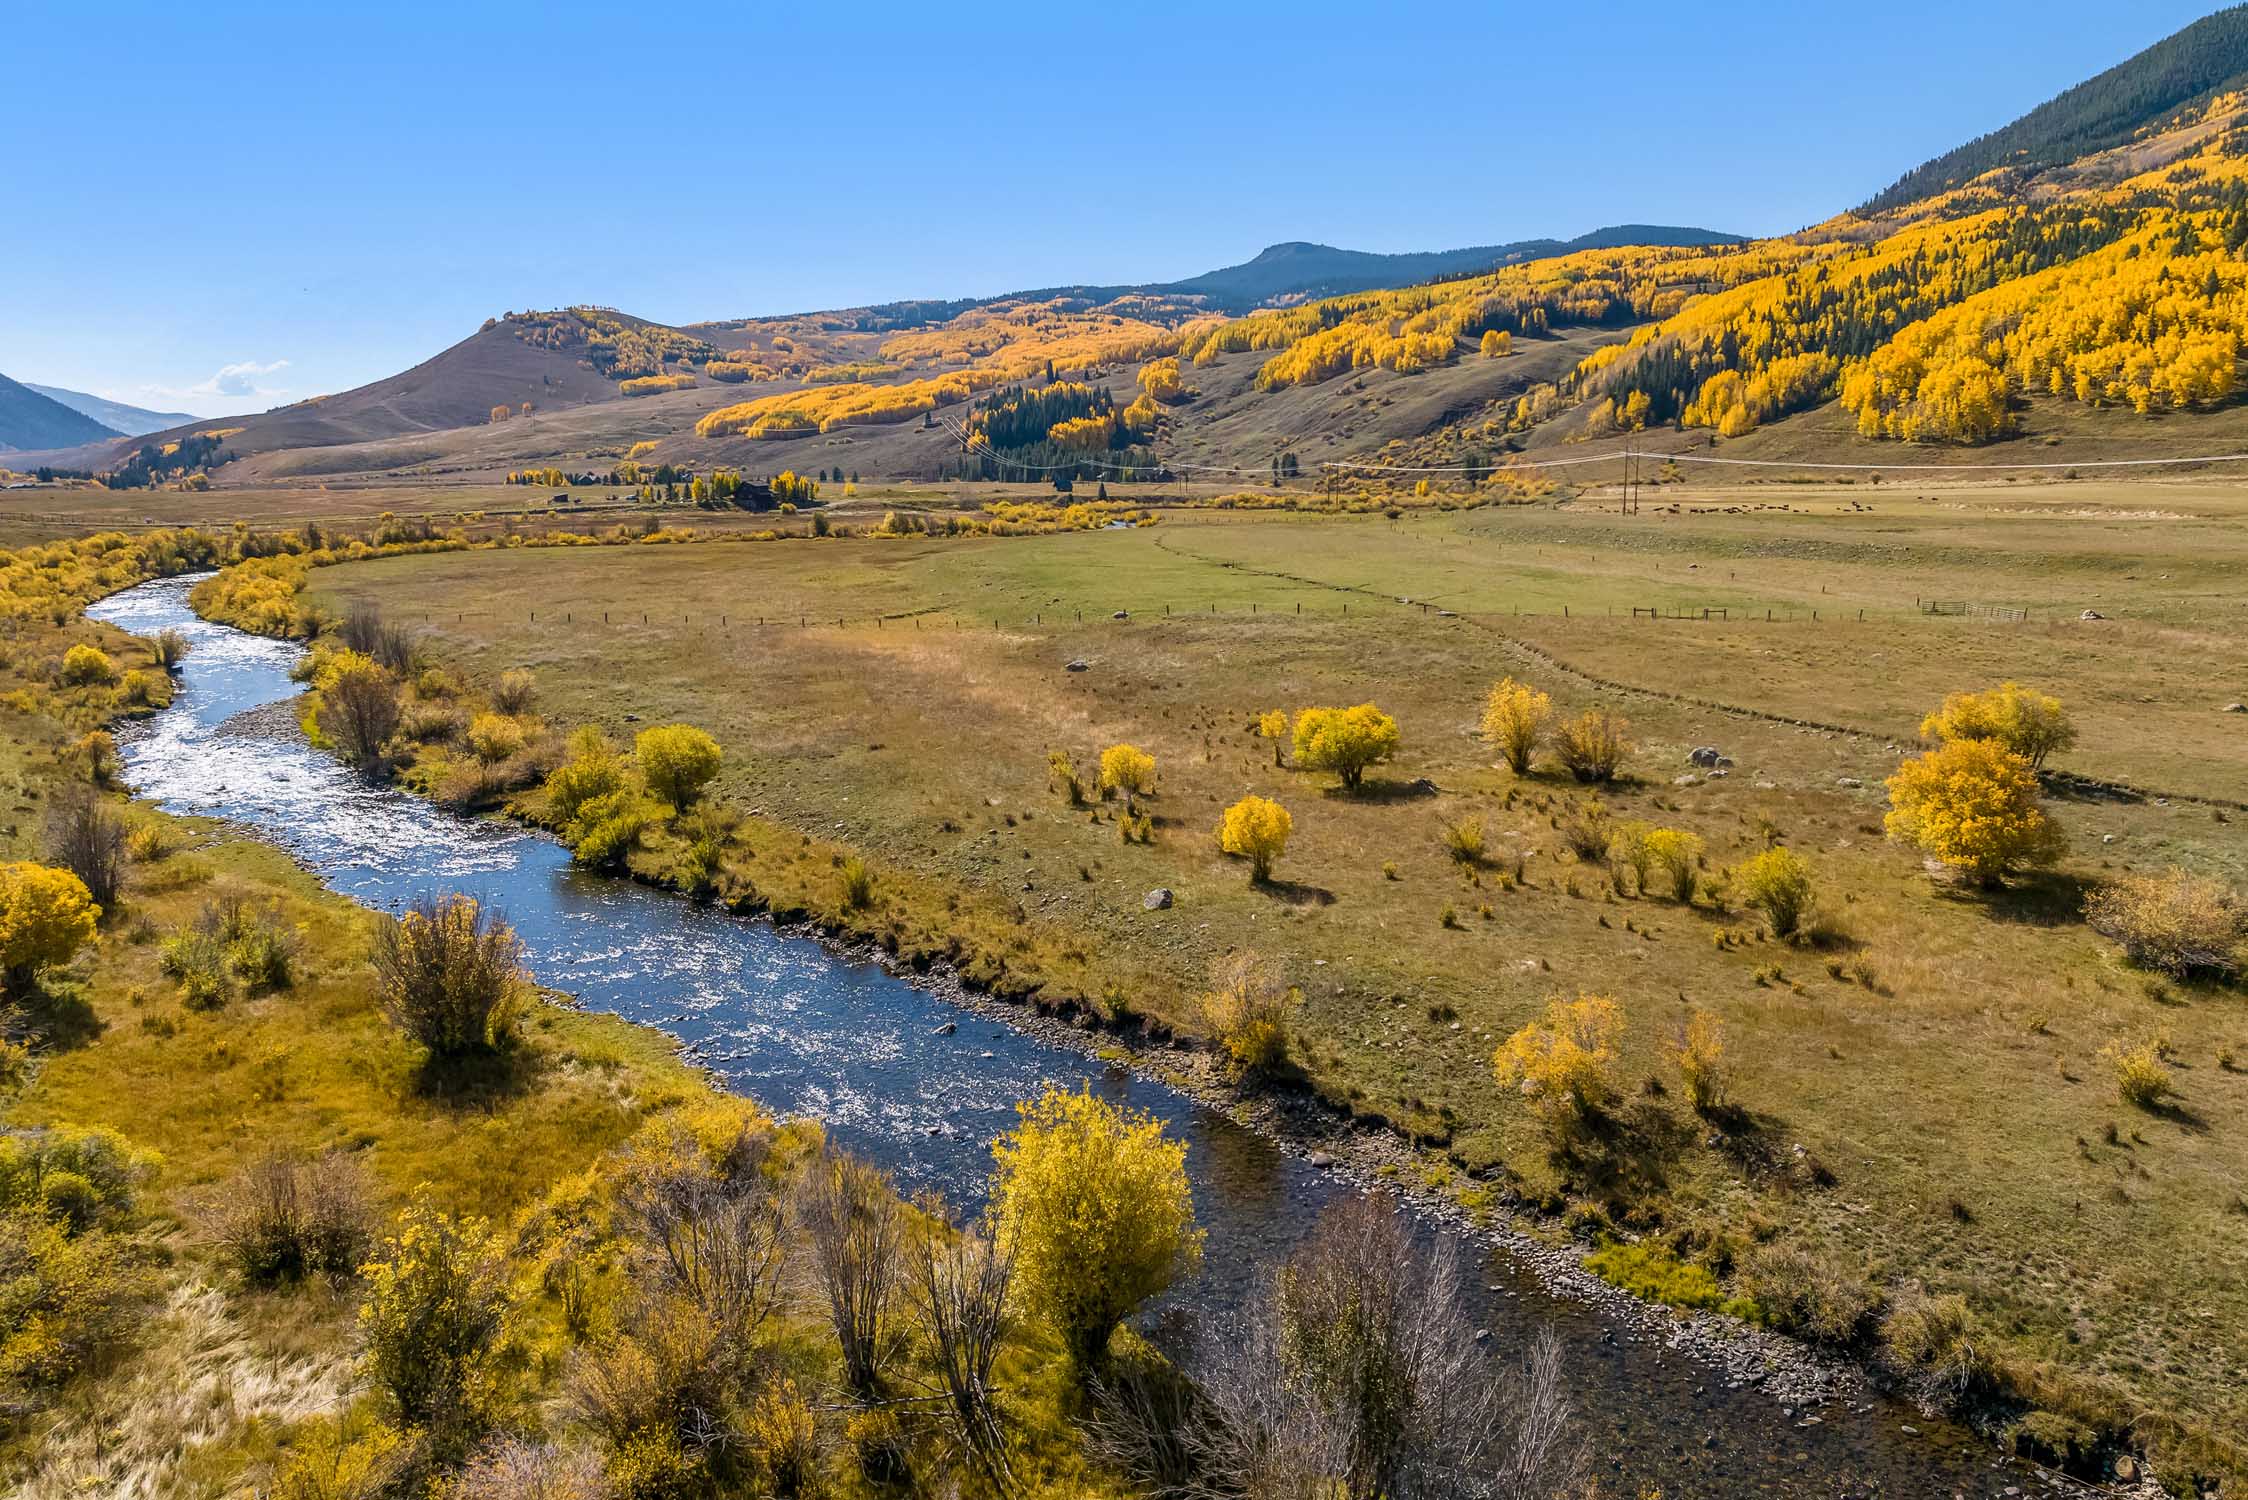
[0,372,121,452]
[24,384,194,439]
[1859,3,2248,213]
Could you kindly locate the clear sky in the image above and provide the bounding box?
[2,0,2228,418]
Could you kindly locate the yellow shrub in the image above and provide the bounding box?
[1291,703,1399,791]
[1217,795,1291,882]
[2100,1037,2173,1109]
[465,712,525,765]
[1197,951,1299,1075]
[1493,993,1622,1125]
[988,1086,1202,1372]
[1920,682,2075,768]
[1098,743,1156,796]
[1883,739,2063,884]
[1480,677,1551,775]
[1734,846,1814,935]
[59,644,117,686]
[1552,709,1629,783]
[1672,1008,1729,1112]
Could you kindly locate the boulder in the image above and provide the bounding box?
[1143,888,1173,911]
[1688,745,1725,768]
[2080,609,2105,621]
[1836,776,1863,789]
[1065,659,1090,672]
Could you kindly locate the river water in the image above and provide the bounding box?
[89,574,2058,1499]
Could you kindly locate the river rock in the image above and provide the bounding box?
[1143,887,1173,910]
[933,1020,957,1036]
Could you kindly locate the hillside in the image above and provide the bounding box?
[23,383,193,438]
[39,6,2248,495]
[0,371,119,450]
[1860,4,2248,213]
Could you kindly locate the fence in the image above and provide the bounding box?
[1918,599,2029,623]
[410,596,1902,632]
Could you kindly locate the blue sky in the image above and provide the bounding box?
[2,0,2227,417]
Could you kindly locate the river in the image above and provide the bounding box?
[89,573,2063,1499]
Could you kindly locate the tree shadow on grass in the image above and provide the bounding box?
[410,1041,544,1109]
[1253,877,1335,908]
[8,977,102,1053]
[1552,1097,1694,1208]
[2142,1098,2213,1136]
[1959,869,2095,929]
[1320,776,1440,805]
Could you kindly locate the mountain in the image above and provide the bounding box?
[1860,4,2248,213]
[24,384,194,438]
[0,372,121,451]
[1166,226,1743,307]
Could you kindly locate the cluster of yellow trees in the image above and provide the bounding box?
[1541,105,2248,443]
[1177,241,1815,391]
[501,306,716,380]
[620,373,696,397]
[875,297,1206,385]
[1840,228,2244,437]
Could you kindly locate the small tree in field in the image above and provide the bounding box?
[1920,682,2075,769]
[1256,710,1289,766]
[1218,795,1292,882]
[635,723,722,811]
[1552,709,1629,784]
[1493,993,1622,1127]
[320,659,400,768]
[0,861,99,994]
[2083,868,2244,981]
[1884,739,2062,886]
[1197,950,1300,1077]
[1099,743,1156,798]
[1481,677,1551,775]
[1642,828,1704,903]
[988,1086,1201,1377]
[1292,704,1399,791]
[1735,846,1814,937]
[371,894,527,1056]
[1671,1008,1729,1113]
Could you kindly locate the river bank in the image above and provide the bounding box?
[94,572,2110,1497]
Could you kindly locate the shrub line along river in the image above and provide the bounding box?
[90,573,2080,1499]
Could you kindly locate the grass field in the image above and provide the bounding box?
[307,484,2248,1471]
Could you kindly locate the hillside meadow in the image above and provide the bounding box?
[300,488,2248,1479]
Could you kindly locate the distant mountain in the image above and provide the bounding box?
[24,383,194,438]
[0,372,121,452]
[1167,226,1743,307]
[1860,4,2248,213]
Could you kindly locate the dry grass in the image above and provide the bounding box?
[300,498,2248,1470]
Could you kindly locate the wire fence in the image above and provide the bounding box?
[402,595,1979,633]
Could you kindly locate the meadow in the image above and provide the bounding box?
[304,479,2248,1474]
